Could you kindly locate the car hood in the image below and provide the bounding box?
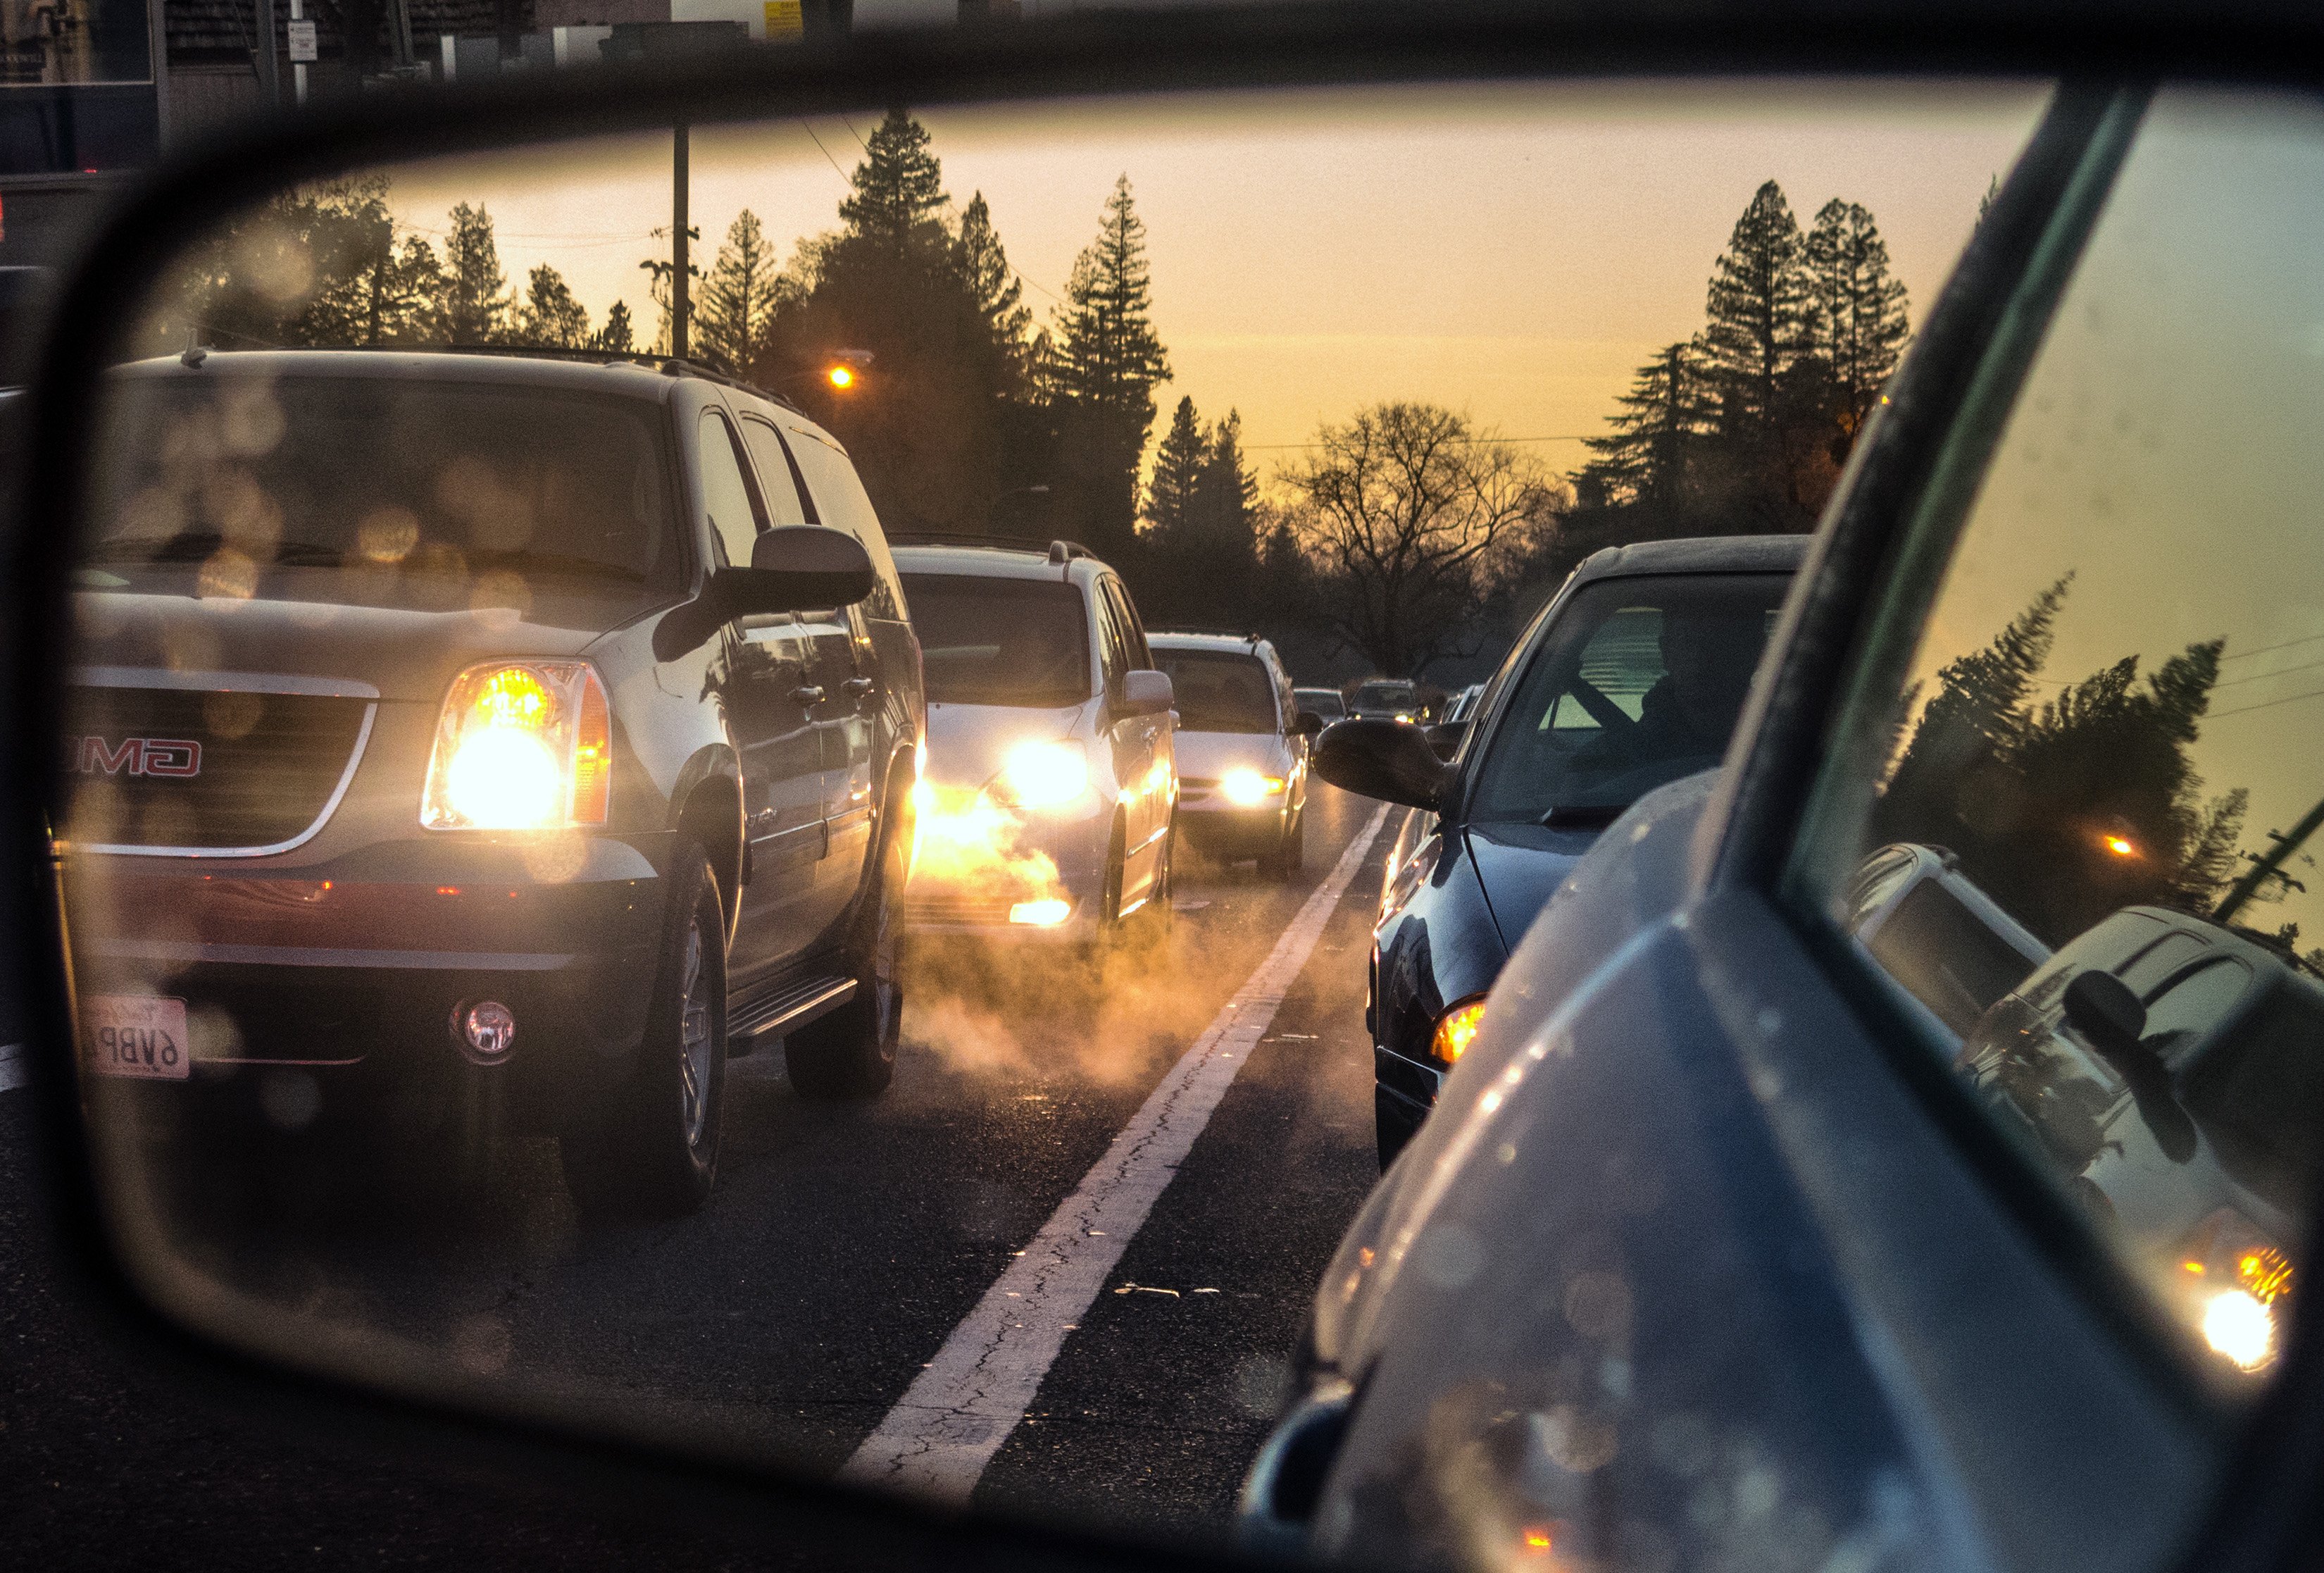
[1461,820,1602,950]
[1174,729,1292,780]
[70,581,641,702]
[1308,769,1720,1376]
[923,698,1094,790]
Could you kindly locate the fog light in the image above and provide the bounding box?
[457,1000,518,1061]
[1010,899,1073,926]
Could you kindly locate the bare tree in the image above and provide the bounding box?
[1280,402,1561,676]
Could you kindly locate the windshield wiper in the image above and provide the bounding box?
[86,532,344,567]
[1540,804,1627,830]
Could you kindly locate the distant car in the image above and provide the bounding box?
[892,537,1175,944]
[60,349,925,1218]
[1346,678,1420,723]
[1318,535,1804,1163]
[1149,631,1322,879]
[1442,682,1485,723]
[1292,686,1347,725]
[1847,842,2051,1043]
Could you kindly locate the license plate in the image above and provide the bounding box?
[85,995,192,1081]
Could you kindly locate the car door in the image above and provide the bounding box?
[698,407,823,983]
[749,417,880,941]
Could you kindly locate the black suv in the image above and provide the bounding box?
[61,350,925,1217]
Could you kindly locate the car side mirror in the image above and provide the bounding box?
[1113,669,1175,719]
[654,528,875,660]
[1292,709,1326,737]
[1313,718,1449,812]
[1424,719,1469,761]
[2062,969,2196,1163]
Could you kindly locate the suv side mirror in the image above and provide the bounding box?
[1313,718,1449,812]
[1113,669,1175,719]
[1292,709,1326,737]
[654,528,876,659]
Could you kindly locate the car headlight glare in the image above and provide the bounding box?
[423,661,611,830]
[1431,997,1488,1064]
[1221,768,1287,807]
[989,740,1089,811]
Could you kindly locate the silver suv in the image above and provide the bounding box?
[892,538,1176,942]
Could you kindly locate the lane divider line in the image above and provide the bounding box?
[839,803,1393,1506]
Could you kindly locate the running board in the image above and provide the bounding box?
[728,976,858,1053]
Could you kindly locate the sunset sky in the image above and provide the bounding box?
[382,80,2051,480]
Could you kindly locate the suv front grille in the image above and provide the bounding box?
[64,685,373,852]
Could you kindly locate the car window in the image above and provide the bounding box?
[1468,573,1789,824]
[696,410,765,568]
[1797,88,2324,1381]
[1106,581,1154,669]
[1095,583,1132,690]
[780,424,906,622]
[1154,650,1277,734]
[898,571,1091,708]
[736,417,812,528]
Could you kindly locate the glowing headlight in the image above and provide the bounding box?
[422,661,611,830]
[1431,997,1488,1064]
[989,740,1089,811]
[1220,768,1287,807]
[2204,1288,2276,1371]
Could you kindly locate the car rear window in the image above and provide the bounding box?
[1156,650,1277,734]
[902,571,1092,708]
[92,373,681,604]
[1353,683,1416,709]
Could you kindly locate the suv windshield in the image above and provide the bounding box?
[903,571,1092,708]
[1156,650,1277,734]
[92,375,680,603]
[1468,573,1789,824]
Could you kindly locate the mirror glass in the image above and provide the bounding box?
[56,80,2045,1553]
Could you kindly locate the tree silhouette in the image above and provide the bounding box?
[1804,199,1911,436]
[1576,339,1715,510]
[1142,396,1207,542]
[1702,180,1813,478]
[518,263,592,347]
[839,110,949,251]
[1874,580,2253,945]
[1044,175,1170,557]
[694,211,782,375]
[440,203,511,345]
[593,300,637,354]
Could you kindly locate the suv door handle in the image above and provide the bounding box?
[792,685,827,705]
[842,676,875,699]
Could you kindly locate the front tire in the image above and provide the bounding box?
[560,841,727,1220]
[785,805,905,1100]
[1258,804,1304,882]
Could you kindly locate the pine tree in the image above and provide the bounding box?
[1577,340,1714,509]
[382,235,448,344]
[1142,395,1207,540]
[518,263,592,347]
[1047,175,1170,552]
[695,211,782,374]
[1197,410,1259,543]
[839,109,949,251]
[441,202,511,344]
[956,191,1032,377]
[1804,199,1911,430]
[594,300,637,354]
[1701,180,1812,452]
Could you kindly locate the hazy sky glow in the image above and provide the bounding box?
[382,80,2051,475]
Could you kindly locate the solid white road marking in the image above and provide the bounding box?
[840,803,1393,1505]
[0,1043,25,1093]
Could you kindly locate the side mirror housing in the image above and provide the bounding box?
[654,528,876,659]
[1292,709,1326,737]
[1113,669,1175,719]
[1313,718,1449,812]
[1424,719,1469,761]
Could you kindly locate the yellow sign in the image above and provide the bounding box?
[766,0,804,39]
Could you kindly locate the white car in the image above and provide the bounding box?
[1148,631,1320,881]
[893,538,1176,942]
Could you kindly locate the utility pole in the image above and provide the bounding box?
[2216,792,2324,925]
[672,123,689,360]
[254,0,280,106]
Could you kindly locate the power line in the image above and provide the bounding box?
[2209,684,2324,722]
[2223,629,2324,663]
[800,119,851,183]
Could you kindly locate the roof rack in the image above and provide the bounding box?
[332,342,806,414]
[888,530,1097,564]
[1153,626,1262,644]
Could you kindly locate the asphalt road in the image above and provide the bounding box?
[1,784,1392,1568]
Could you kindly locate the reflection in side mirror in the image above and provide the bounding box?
[1313,718,1449,812]
[1114,668,1175,719]
[2062,969,2196,1163]
[1423,719,1468,761]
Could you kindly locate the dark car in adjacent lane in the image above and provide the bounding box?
[1321,535,1804,1163]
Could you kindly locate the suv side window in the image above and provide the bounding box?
[1793,89,2324,1381]
[696,410,766,568]
[737,416,811,528]
[1094,581,1132,692]
[778,423,908,622]
[1105,580,1154,670]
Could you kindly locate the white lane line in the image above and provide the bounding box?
[0,1043,25,1093]
[841,802,1393,1506]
